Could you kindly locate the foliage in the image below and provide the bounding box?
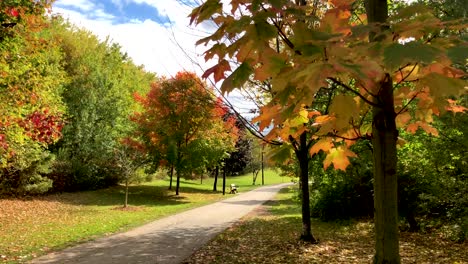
[191,0,467,260]
[0,6,67,194]
[132,72,238,193]
[49,20,154,191]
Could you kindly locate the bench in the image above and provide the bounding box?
[229,184,238,194]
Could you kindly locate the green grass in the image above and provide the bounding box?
[0,169,286,263]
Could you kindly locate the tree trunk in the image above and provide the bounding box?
[261,146,265,185]
[169,165,174,190]
[176,170,180,196]
[295,132,317,243]
[365,0,400,263]
[222,166,226,195]
[213,166,218,191]
[124,176,129,208]
[372,74,400,264]
[253,170,259,185]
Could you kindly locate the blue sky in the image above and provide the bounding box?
[52,0,251,114]
[54,0,171,25]
[52,0,211,76]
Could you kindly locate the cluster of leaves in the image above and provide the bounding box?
[0,7,157,194]
[190,0,466,170]
[0,4,67,194]
[48,19,155,191]
[131,72,239,193]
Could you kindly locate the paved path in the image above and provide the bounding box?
[31,183,292,264]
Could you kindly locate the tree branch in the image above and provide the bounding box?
[327,77,380,107]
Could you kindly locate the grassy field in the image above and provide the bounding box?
[185,186,468,264]
[0,169,286,263]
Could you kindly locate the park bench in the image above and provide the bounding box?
[229,183,238,194]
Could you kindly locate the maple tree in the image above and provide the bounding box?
[190,0,467,262]
[132,72,237,195]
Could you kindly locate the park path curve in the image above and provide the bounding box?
[31,183,292,264]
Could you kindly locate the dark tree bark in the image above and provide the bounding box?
[213,166,219,191]
[294,132,317,243]
[222,166,226,195]
[365,1,400,263]
[371,75,400,264]
[176,171,180,196]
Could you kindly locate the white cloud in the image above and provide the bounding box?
[52,1,211,78]
[54,0,95,12]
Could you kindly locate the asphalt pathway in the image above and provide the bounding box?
[31,183,292,264]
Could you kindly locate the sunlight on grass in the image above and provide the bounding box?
[0,169,286,263]
[186,185,468,264]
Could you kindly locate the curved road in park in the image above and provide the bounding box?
[31,183,292,264]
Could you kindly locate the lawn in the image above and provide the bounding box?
[184,186,468,264]
[0,169,286,263]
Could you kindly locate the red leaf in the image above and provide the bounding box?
[202,60,231,83]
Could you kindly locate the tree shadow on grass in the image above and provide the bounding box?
[39,184,223,207]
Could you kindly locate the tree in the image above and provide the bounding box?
[50,20,154,191]
[0,2,66,194]
[132,72,235,195]
[190,0,467,262]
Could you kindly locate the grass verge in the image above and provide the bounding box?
[0,169,286,263]
[184,186,468,264]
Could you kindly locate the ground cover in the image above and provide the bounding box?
[185,187,468,264]
[0,169,286,263]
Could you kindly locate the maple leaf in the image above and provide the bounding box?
[383,42,439,71]
[220,61,252,94]
[310,138,333,156]
[446,99,467,113]
[395,112,412,127]
[202,60,231,83]
[323,146,357,171]
[189,0,222,25]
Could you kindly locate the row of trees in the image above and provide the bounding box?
[0,0,246,196]
[190,0,466,263]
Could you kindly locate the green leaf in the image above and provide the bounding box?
[269,144,293,164]
[383,42,440,70]
[447,46,468,65]
[221,62,253,94]
[189,0,222,25]
[421,73,467,98]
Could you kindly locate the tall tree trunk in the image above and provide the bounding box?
[176,170,180,196]
[124,176,129,208]
[169,164,174,190]
[295,132,317,243]
[365,0,400,263]
[372,75,400,264]
[261,145,265,185]
[213,166,218,191]
[222,165,226,195]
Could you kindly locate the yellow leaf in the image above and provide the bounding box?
[323,146,357,171]
[329,94,359,131]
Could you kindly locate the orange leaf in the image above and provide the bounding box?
[323,146,357,171]
[202,60,231,83]
[310,138,333,156]
[396,112,412,127]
